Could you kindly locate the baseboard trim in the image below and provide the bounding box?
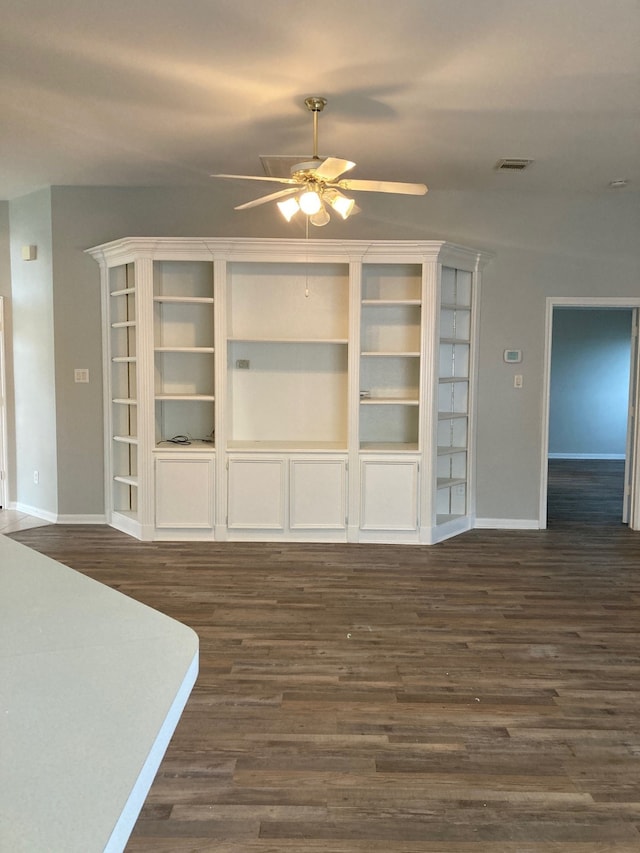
[548,453,625,460]
[13,503,106,525]
[13,503,58,524]
[474,518,541,530]
[57,514,107,525]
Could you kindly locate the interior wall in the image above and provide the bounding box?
[10,184,640,523]
[8,188,58,516]
[549,309,632,458]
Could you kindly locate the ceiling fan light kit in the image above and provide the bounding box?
[276,196,300,222]
[212,96,427,227]
[299,189,323,215]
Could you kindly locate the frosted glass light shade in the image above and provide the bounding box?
[277,197,300,222]
[332,194,355,219]
[326,190,355,219]
[299,190,322,215]
[309,205,330,227]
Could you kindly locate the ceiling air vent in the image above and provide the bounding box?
[495,158,534,172]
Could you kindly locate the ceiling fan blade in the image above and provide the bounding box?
[234,187,300,211]
[335,178,427,195]
[312,157,356,181]
[212,173,299,185]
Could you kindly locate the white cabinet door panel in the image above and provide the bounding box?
[360,459,419,530]
[155,456,214,528]
[227,457,285,529]
[290,458,347,529]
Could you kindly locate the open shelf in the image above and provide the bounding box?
[360,441,419,453]
[114,474,138,487]
[360,396,419,405]
[155,397,215,448]
[360,265,423,452]
[361,263,422,301]
[228,337,348,345]
[227,439,347,452]
[361,299,421,306]
[154,261,213,299]
[154,296,214,304]
[155,346,214,353]
[437,445,467,456]
[227,262,349,341]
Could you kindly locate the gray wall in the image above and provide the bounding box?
[549,309,632,458]
[6,184,640,523]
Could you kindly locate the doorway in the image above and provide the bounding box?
[0,297,7,509]
[540,298,640,530]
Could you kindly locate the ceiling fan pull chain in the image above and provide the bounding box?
[304,218,310,296]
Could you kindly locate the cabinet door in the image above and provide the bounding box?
[155,456,214,528]
[227,457,285,529]
[360,459,419,530]
[290,458,347,529]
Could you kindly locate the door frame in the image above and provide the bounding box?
[0,297,8,509]
[540,296,640,530]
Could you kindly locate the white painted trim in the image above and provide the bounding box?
[56,514,107,524]
[13,503,58,524]
[104,652,199,853]
[0,299,8,510]
[474,517,541,530]
[13,505,107,525]
[548,453,625,460]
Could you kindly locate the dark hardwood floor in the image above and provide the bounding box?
[547,459,626,528]
[9,470,640,851]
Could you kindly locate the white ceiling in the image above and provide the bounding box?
[1,0,639,201]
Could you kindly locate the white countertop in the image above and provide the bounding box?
[0,534,199,852]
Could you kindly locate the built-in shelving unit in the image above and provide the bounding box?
[359,263,422,453]
[226,261,349,451]
[108,263,138,524]
[435,265,474,534]
[153,261,215,448]
[89,239,489,544]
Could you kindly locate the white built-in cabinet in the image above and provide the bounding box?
[88,238,490,544]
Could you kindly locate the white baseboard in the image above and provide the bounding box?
[548,453,625,460]
[57,514,107,525]
[474,518,541,530]
[13,503,58,523]
[14,503,106,525]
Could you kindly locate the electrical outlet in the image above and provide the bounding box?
[33,470,39,484]
[236,359,250,369]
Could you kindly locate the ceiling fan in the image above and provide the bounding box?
[211,96,427,226]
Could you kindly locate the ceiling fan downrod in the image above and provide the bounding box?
[304,96,327,161]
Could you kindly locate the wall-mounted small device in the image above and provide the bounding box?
[21,245,37,261]
[503,349,522,364]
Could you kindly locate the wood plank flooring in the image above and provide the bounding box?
[8,471,640,851]
[547,459,626,528]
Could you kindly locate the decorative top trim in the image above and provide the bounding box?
[86,237,493,270]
